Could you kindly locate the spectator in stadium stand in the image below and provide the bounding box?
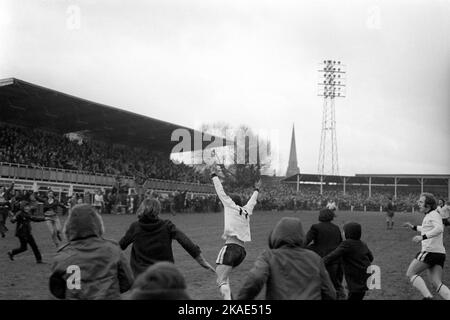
[119,198,215,277]
[7,200,47,263]
[211,167,261,300]
[35,191,65,247]
[324,222,374,300]
[236,217,336,300]
[126,262,191,300]
[384,196,396,230]
[437,199,450,227]
[305,208,346,299]
[403,193,450,300]
[49,204,133,299]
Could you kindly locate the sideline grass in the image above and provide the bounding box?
[1,210,449,299]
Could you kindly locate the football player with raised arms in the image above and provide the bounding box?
[211,165,261,300]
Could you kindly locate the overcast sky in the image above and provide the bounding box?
[1,0,449,176]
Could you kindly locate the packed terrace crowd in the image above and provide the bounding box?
[0,124,209,184]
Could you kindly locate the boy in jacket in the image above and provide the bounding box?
[7,201,46,263]
[324,222,374,300]
[49,204,133,299]
[237,217,336,300]
[119,198,214,277]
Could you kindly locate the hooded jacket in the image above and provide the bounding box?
[49,204,134,300]
[305,209,342,258]
[323,222,374,293]
[119,213,201,277]
[237,217,336,300]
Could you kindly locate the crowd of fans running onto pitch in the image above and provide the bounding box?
[0,186,375,300]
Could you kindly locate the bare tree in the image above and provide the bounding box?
[196,122,272,189]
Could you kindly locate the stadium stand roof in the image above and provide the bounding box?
[0,78,227,154]
[354,174,450,186]
[283,173,450,186]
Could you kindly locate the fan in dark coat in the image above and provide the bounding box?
[7,201,46,263]
[119,198,214,277]
[324,222,374,300]
[305,208,345,299]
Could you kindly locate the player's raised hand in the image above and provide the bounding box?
[210,165,219,176]
[254,179,262,190]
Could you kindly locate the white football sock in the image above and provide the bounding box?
[410,275,432,298]
[219,283,232,300]
[437,283,450,300]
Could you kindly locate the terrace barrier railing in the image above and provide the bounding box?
[0,162,215,194]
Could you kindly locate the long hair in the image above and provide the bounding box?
[421,193,437,211]
[230,194,243,207]
[136,198,162,219]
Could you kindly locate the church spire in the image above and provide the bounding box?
[286,124,300,177]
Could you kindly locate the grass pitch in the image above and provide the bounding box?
[1,210,449,300]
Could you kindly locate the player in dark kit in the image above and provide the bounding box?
[385,196,395,230]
